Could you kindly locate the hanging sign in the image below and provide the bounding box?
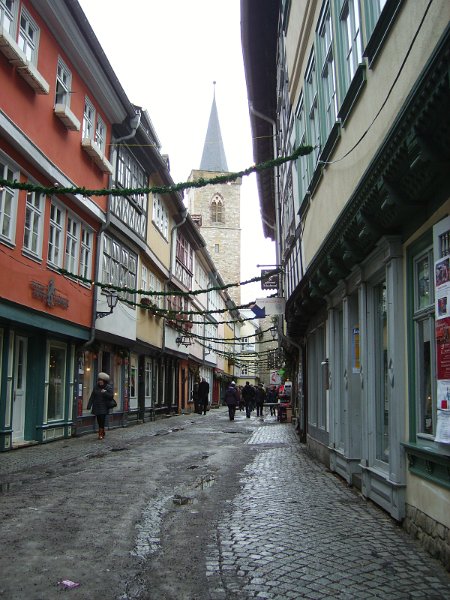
[253,297,286,316]
[261,270,279,290]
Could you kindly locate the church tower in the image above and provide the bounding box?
[187,85,241,305]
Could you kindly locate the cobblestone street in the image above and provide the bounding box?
[203,419,450,599]
[0,409,449,599]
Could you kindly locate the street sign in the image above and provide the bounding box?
[254,297,286,316]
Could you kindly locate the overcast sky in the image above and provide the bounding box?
[77,0,276,305]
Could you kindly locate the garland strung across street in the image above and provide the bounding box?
[0,145,313,197]
[58,267,281,297]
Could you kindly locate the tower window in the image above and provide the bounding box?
[210,194,224,223]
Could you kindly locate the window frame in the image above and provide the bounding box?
[82,97,96,141]
[102,234,137,304]
[210,194,224,224]
[17,6,39,64]
[152,194,169,240]
[23,190,44,258]
[55,57,72,107]
[316,2,338,141]
[0,155,19,245]
[0,0,17,37]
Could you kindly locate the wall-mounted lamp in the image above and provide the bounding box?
[270,327,277,341]
[176,335,192,347]
[96,289,118,319]
[205,344,213,356]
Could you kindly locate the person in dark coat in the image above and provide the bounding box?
[87,372,114,440]
[241,381,256,418]
[255,383,266,417]
[224,381,239,421]
[191,381,200,414]
[198,377,210,415]
[267,386,278,416]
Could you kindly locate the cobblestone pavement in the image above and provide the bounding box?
[1,410,450,599]
[205,420,450,600]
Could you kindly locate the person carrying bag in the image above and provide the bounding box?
[87,372,115,440]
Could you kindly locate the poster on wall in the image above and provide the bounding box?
[352,325,360,374]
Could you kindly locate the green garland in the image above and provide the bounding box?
[0,146,313,197]
[58,267,281,297]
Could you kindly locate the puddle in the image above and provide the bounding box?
[110,446,129,452]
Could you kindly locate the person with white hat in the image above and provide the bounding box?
[87,372,115,440]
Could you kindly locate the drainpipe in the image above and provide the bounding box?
[84,110,142,349]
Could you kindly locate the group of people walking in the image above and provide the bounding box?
[88,372,280,439]
[191,378,210,415]
[223,381,278,421]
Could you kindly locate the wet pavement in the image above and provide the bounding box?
[204,421,450,599]
[1,408,449,599]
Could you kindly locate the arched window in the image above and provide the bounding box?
[210,194,224,223]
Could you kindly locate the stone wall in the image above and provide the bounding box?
[403,504,450,571]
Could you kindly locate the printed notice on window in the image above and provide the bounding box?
[435,409,450,444]
[435,257,450,320]
[436,318,450,379]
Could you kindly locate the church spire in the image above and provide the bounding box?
[200,82,228,172]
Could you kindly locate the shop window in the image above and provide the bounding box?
[374,281,389,462]
[413,247,435,436]
[145,358,152,407]
[46,342,67,422]
[80,351,94,413]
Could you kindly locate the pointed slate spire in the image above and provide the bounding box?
[200,82,228,172]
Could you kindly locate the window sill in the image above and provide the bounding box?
[363,0,404,68]
[54,103,80,131]
[81,138,113,173]
[0,27,49,94]
[337,63,366,126]
[402,442,450,490]
[319,121,341,164]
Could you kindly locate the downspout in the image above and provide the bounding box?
[84,110,142,348]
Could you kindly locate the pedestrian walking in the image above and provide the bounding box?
[87,372,115,440]
[238,386,245,411]
[224,381,239,421]
[198,377,210,415]
[241,381,256,418]
[191,381,200,414]
[267,386,278,416]
[255,383,266,417]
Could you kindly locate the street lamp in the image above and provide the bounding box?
[270,327,277,340]
[96,289,119,319]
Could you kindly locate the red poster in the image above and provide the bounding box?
[436,317,450,379]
